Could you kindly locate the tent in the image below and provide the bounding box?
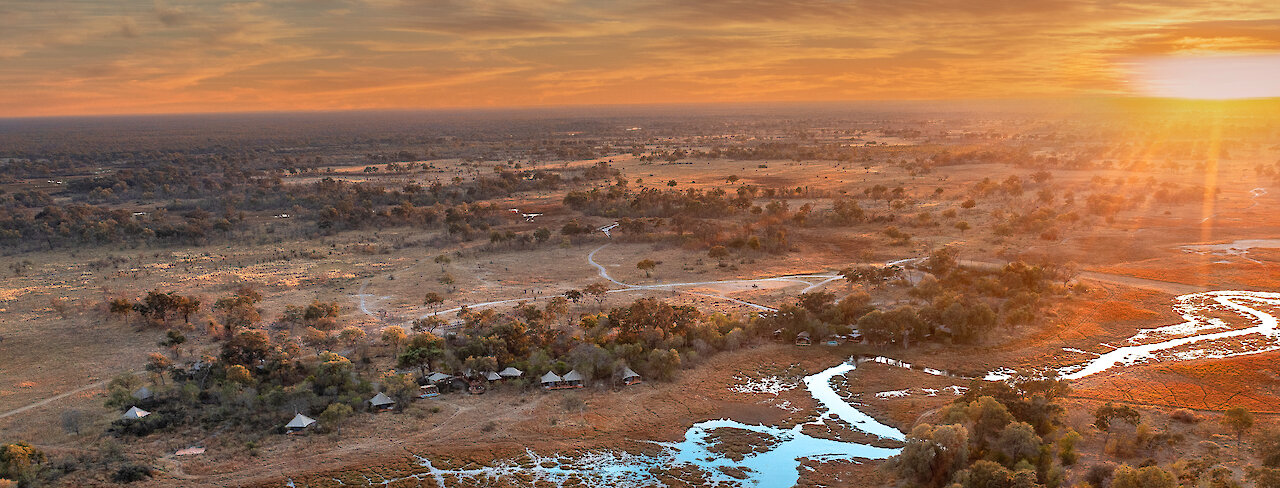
[427,372,452,383]
[621,366,642,385]
[286,413,316,432]
[540,371,562,388]
[795,331,812,346]
[369,392,395,409]
[562,370,585,387]
[485,371,502,381]
[499,367,523,378]
[132,386,152,401]
[122,406,150,420]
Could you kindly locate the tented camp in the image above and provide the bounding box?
[132,386,152,401]
[621,366,642,386]
[795,331,812,346]
[540,371,563,389]
[369,392,395,410]
[122,406,150,420]
[286,413,316,433]
[562,370,585,388]
[499,367,523,378]
[485,371,502,382]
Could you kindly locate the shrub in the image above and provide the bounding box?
[111,464,152,483]
[1170,408,1200,423]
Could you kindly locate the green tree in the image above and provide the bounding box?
[1222,406,1255,450]
[994,422,1041,465]
[892,423,969,487]
[319,403,353,434]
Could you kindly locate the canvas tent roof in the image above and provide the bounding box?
[796,331,811,338]
[485,371,502,381]
[562,370,585,382]
[132,386,152,400]
[286,413,316,429]
[621,367,641,379]
[499,367,523,377]
[123,406,150,420]
[369,392,395,407]
[427,372,452,382]
[540,372,562,383]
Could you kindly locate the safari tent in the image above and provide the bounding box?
[369,392,395,410]
[621,366,642,386]
[562,370,585,388]
[285,413,316,433]
[499,367,523,378]
[540,371,563,389]
[122,406,150,420]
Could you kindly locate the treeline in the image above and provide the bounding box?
[765,247,1071,347]
[0,163,616,251]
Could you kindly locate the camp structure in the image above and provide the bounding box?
[285,413,317,433]
[426,372,452,384]
[122,406,150,420]
[418,383,440,398]
[540,371,563,389]
[621,366,642,386]
[795,331,812,346]
[369,392,395,411]
[824,335,845,346]
[562,370,585,388]
[484,371,502,382]
[499,367,523,378]
[132,386,152,401]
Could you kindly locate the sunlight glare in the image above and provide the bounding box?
[1129,54,1280,100]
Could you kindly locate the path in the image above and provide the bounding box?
[0,378,112,420]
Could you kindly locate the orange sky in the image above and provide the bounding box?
[1,0,1278,117]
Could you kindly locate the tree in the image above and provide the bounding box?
[967,396,1014,450]
[1222,406,1255,449]
[221,330,272,367]
[434,254,451,271]
[60,409,85,435]
[1110,464,1176,488]
[584,283,609,310]
[338,326,366,348]
[381,371,418,407]
[381,326,407,355]
[955,221,971,234]
[995,421,1042,465]
[110,298,133,324]
[319,403,353,434]
[226,364,253,384]
[892,423,969,488]
[145,353,172,385]
[1094,403,1140,432]
[175,296,200,324]
[564,289,583,304]
[636,259,657,278]
[0,442,45,485]
[423,292,444,313]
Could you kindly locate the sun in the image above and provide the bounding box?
[1128,54,1280,100]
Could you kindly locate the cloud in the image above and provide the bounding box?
[0,0,1278,116]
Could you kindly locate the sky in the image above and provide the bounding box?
[1,0,1279,117]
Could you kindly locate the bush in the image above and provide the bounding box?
[1169,408,1200,423]
[111,464,152,483]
